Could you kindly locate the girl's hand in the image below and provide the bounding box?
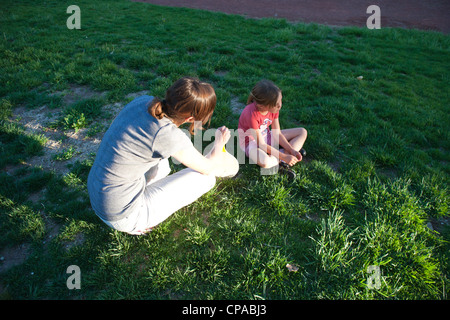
[291,150,303,161]
[215,126,231,148]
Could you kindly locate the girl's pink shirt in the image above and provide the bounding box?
[238,102,279,150]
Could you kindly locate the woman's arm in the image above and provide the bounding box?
[172,127,234,176]
[172,145,217,175]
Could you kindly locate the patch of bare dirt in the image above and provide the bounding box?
[55,84,107,106]
[11,104,102,175]
[230,96,245,115]
[0,243,31,274]
[10,86,151,176]
[62,233,86,252]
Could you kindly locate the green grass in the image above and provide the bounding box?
[0,0,449,299]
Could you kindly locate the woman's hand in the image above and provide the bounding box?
[172,126,237,177]
[214,126,231,149]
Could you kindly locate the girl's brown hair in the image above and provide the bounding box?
[148,77,216,134]
[247,79,281,108]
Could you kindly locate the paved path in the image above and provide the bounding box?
[132,0,449,33]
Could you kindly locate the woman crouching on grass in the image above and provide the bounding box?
[87,77,238,235]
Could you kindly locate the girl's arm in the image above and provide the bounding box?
[253,120,299,166]
[271,119,302,161]
[251,127,289,163]
[271,118,293,152]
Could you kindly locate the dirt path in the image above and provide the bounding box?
[132,0,449,33]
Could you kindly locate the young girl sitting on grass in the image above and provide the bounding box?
[238,79,307,178]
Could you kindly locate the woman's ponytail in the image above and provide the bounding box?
[148,97,166,120]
